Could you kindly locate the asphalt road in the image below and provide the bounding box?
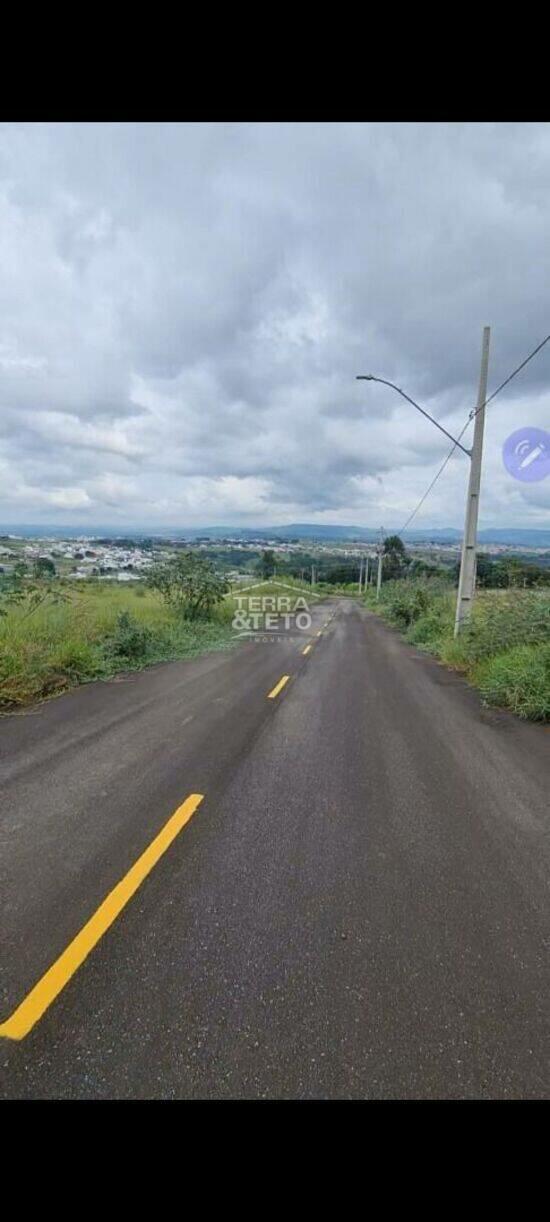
[1,598,549,1098]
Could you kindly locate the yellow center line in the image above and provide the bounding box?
[302,643,312,655]
[267,674,290,699]
[316,630,323,637]
[0,792,204,1042]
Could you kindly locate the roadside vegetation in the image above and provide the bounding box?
[0,557,318,711]
[365,576,550,722]
[5,528,549,721]
[0,555,238,711]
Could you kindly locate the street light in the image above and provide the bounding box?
[355,375,471,456]
[356,326,491,635]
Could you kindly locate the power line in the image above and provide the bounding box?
[469,330,550,420]
[400,331,550,534]
[400,442,462,533]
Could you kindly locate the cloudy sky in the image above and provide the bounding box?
[1,122,550,531]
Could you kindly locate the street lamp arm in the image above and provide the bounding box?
[356,375,471,457]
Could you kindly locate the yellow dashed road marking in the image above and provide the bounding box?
[267,675,290,699]
[0,793,204,1041]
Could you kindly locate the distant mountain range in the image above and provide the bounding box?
[3,523,550,547]
[197,524,550,546]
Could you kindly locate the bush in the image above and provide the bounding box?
[106,611,153,660]
[475,643,550,721]
[147,552,229,620]
[406,592,454,647]
[376,579,445,629]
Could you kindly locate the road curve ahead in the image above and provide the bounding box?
[1,599,549,1098]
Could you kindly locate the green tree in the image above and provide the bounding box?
[498,558,528,589]
[452,554,550,590]
[474,553,495,588]
[382,535,409,579]
[257,549,275,579]
[33,557,56,579]
[409,557,453,582]
[147,552,229,620]
[383,535,406,554]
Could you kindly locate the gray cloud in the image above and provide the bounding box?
[1,122,550,529]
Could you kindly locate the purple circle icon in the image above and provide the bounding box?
[502,427,550,482]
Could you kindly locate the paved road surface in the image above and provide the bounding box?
[1,599,549,1098]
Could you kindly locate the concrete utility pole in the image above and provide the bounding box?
[376,530,384,601]
[376,552,383,600]
[358,557,364,595]
[311,564,315,588]
[365,556,369,588]
[454,326,491,637]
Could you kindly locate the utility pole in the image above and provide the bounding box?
[358,557,364,595]
[311,564,315,588]
[376,529,384,601]
[454,326,491,637]
[376,552,383,599]
[365,556,369,587]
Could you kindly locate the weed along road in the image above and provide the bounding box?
[1,597,549,1099]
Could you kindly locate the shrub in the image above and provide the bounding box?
[406,593,454,647]
[106,611,153,660]
[147,552,229,620]
[376,579,442,629]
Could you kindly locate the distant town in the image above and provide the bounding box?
[1,526,550,584]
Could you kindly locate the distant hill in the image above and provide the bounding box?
[3,523,550,547]
[185,524,462,542]
[185,524,550,546]
[477,529,550,546]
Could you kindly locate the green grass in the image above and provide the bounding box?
[0,582,236,710]
[474,643,550,721]
[0,575,321,710]
[364,580,550,722]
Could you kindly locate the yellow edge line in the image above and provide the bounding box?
[302,644,312,655]
[267,674,290,699]
[0,792,204,1041]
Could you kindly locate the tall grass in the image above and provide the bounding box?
[475,644,550,722]
[364,579,550,721]
[0,582,235,710]
[0,575,318,710]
